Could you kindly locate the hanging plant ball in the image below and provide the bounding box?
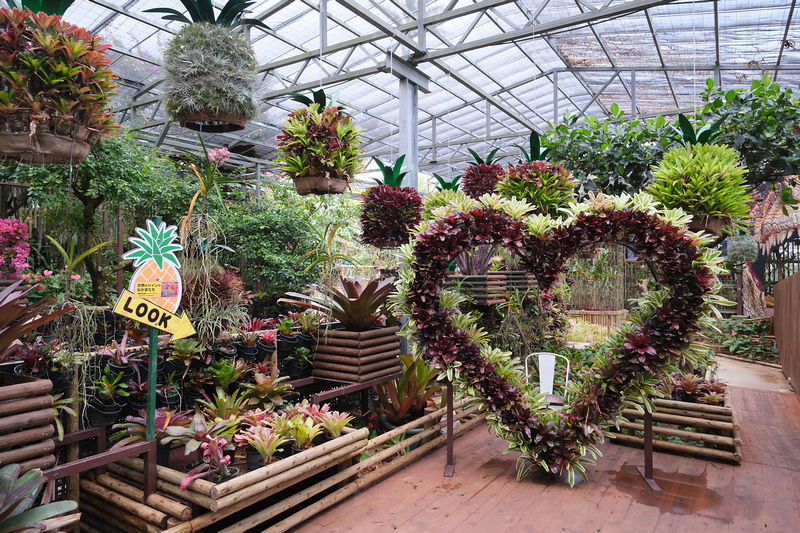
[360,185,423,249]
[496,161,576,216]
[0,7,119,164]
[162,23,259,132]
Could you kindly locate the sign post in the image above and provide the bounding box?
[116,216,190,442]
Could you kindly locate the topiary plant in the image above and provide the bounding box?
[360,155,423,249]
[461,148,504,199]
[496,160,576,217]
[647,143,752,236]
[147,1,267,132]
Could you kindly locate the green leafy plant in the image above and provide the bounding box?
[145,0,269,30]
[297,223,357,278]
[433,173,460,191]
[286,416,322,450]
[672,113,725,146]
[168,338,203,375]
[361,155,423,249]
[205,358,249,390]
[89,365,129,406]
[3,2,74,15]
[50,393,78,442]
[44,235,109,301]
[373,353,442,426]
[275,97,365,182]
[234,425,288,462]
[647,143,752,236]
[0,464,77,533]
[372,155,407,187]
[162,412,240,455]
[197,387,248,420]
[517,130,551,162]
[280,276,395,331]
[319,410,354,438]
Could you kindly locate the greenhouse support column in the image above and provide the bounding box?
[553,69,559,126]
[399,78,419,190]
[320,0,328,49]
[631,69,636,117]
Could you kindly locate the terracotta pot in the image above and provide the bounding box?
[292,175,348,196]
[177,110,247,133]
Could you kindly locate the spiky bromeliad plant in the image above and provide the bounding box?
[496,160,576,217]
[461,148,504,199]
[146,1,268,132]
[275,89,365,195]
[647,142,752,236]
[360,155,423,249]
[0,464,78,533]
[280,275,395,332]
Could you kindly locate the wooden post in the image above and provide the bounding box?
[444,381,455,477]
[636,410,661,492]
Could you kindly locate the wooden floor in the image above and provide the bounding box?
[295,387,800,532]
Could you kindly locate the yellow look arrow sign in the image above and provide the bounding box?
[113,289,195,340]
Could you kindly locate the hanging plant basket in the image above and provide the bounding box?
[293,175,349,196]
[177,110,248,133]
[688,215,725,235]
[0,131,91,165]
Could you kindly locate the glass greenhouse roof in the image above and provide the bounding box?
[67,0,800,180]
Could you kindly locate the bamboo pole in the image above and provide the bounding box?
[262,413,487,533]
[65,366,80,533]
[366,397,471,450]
[159,442,366,533]
[312,365,402,382]
[0,378,52,402]
[16,454,55,473]
[313,344,400,358]
[610,433,740,462]
[614,420,739,447]
[621,409,735,431]
[78,512,125,533]
[80,494,162,533]
[106,462,216,509]
[117,457,217,496]
[0,394,53,416]
[0,408,54,434]
[96,474,192,521]
[0,439,54,465]
[211,439,366,511]
[651,406,735,424]
[211,427,369,498]
[0,425,53,449]
[80,479,170,528]
[652,398,733,415]
[727,395,743,463]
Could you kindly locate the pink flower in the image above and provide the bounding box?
[82,295,88,298]
[43,270,53,276]
[35,283,45,291]
[70,274,81,280]
[20,273,30,279]
[207,147,231,166]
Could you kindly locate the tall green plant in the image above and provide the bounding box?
[145,0,269,30]
[0,465,77,533]
[373,353,442,425]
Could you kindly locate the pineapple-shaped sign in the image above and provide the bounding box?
[114,219,194,339]
[123,219,183,313]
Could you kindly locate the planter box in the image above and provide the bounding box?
[608,396,741,463]
[0,372,56,473]
[503,270,534,294]
[568,309,628,329]
[445,273,506,305]
[312,326,401,383]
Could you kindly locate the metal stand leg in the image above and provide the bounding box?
[637,410,662,492]
[444,381,455,477]
[143,440,157,497]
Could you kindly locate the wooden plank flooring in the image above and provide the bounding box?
[294,387,800,532]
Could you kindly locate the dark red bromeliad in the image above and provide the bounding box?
[402,203,720,483]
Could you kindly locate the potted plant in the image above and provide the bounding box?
[275,317,297,353]
[256,329,277,361]
[0,217,30,282]
[182,369,209,408]
[286,416,323,453]
[181,435,238,488]
[319,410,355,440]
[460,148,504,199]
[288,311,320,350]
[124,375,148,419]
[157,371,181,409]
[240,372,295,410]
[145,0,267,132]
[448,244,506,306]
[373,353,442,444]
[166,338,204,378]
[360,155,423,249]
[87,365,129,427]
[234,329,260,363]
[234,424,288,470]
[110,407,193,466]
[647,142,752,236]
[101,331,138,379]
[205,358,248,393]
[280,276,400,382]
[275,88,365,195]
[197,387,248,421]
[11,338,47,378]
[285,347,312,380]
[0,7,119,164]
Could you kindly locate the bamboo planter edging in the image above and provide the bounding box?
[0,372,55,471]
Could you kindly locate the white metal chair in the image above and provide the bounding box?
[524,352,570,406]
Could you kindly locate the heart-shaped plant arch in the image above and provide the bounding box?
[393,193,727,485]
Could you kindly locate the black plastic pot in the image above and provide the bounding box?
[273,446,292,460]
[157,391,181,409]
[256,339,274,360]
[108,361,136,380]
[47,368,75,394]
[93,331,113,347]
[87,402,122,427]
[213,344,236,360]
[295,333,314,350]
[182,388,206,410]
[234,343,258,363]
[125,400,147,419]
[276,334,297,353]
[163,359,186,379]
[246,450,262,471]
